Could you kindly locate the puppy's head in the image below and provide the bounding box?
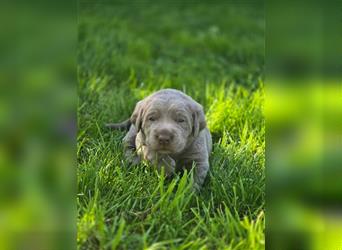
[131,90,206,154]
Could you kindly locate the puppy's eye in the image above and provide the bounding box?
[148,116,156,122]
[177,118,185,123]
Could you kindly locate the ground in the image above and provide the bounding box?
[78,1,265,249]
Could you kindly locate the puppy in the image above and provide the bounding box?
[106,89,212,190]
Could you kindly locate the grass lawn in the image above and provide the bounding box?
[77,1,265,249]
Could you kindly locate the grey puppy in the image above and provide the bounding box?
[106,89,212,190]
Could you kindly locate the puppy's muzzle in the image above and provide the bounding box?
[155,129,174,146]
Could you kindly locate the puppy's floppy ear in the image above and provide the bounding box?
[130,100,145,131]
[191,102,206,137]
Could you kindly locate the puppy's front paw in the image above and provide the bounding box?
[125,150,141,166]
[142,150,175,177]
[192,183,201,193]
[158,155,176,177]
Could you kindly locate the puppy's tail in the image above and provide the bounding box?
[105,119,131,131]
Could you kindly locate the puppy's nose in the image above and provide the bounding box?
[156,130,174,145]
[158,134,171,145]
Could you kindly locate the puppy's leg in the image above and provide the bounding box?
[157,154,176,177]
[193,161,209,191]
[142,149,175,177]
[122,125,140,165]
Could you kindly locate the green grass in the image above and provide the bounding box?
[78,1,265,249]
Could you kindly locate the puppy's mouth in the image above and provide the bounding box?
[156,144,186,155]
[157,149,173,154]
[148,139,185,154]
[152,144,178,154]
[155,145,174,154]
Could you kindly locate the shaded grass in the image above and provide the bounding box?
[78,1,264,249]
